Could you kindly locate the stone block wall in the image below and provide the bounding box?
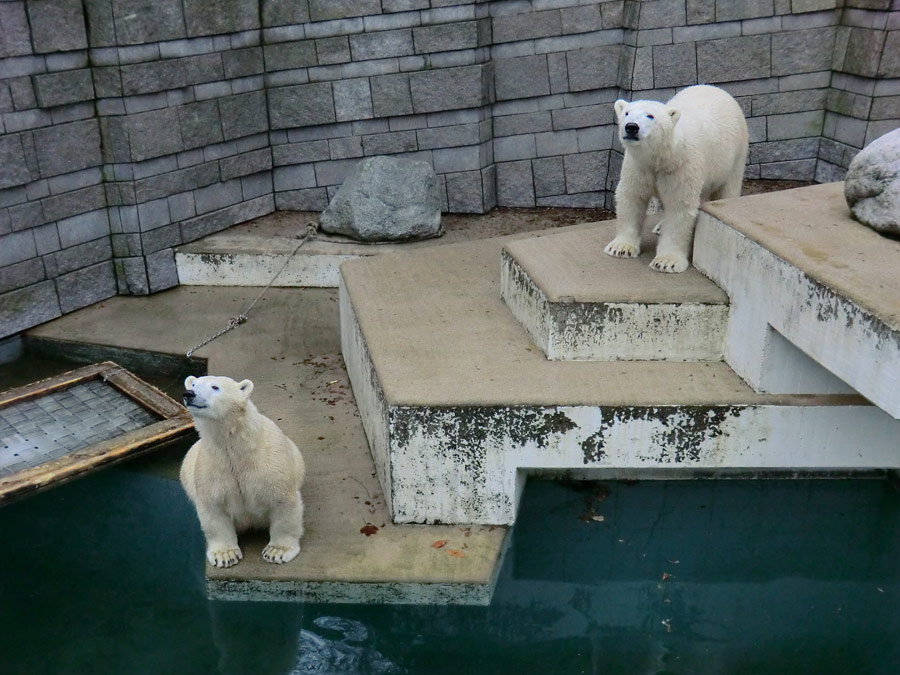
[1,0,898,340]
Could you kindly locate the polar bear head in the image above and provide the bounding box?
[614,98,681,148]
[183,375,254,419]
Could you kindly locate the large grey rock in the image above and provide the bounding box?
[320,156,442,242]
[844,128,900,237]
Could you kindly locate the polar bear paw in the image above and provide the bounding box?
[650,253,689,274]
[604,238,641,258]
[207,545,243,568]
[263,542,300,564]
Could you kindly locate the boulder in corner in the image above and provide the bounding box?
[844,128,900,237]
[319,156,443,242]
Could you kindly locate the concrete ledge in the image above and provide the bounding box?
[696,183,900,419]
[500,224,728,361]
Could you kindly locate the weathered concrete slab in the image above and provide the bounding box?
[340,226,900,525]
[501,224,729,361]
[27,286,507,604]
[697,182,900,419]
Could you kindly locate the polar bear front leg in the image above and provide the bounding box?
[197,506,243,568]
[263,493,305,564]
[605,162,651,259]
[652,180,700,273]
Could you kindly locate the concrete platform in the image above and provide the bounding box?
[501,224,728,361]
[696,182,900,418]
[26,286,507,604]
[340,224,900,526]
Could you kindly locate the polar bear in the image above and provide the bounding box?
[605,85,749,273]
[180,375,306,568]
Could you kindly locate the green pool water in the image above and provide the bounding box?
[1,466,898,675]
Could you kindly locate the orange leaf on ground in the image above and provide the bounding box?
[360,524,378,536]
[447,549,466,558]
[432,540,448,549]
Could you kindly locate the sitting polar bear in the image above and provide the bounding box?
[180,375,306,568]
[605,84,749,273]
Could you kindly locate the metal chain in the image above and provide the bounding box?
[186,222,318,359]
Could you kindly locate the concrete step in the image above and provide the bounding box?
[339,224,900,526]
[501,223,729,361]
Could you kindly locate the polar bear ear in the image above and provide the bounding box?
[185,375,197,388]
[667,107,681,125]
[237,379,254,397]
[614,99,628,119]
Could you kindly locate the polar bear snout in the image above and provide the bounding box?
[624,122,640,139]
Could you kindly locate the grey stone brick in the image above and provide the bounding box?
[715,0,773,21]
[552,104,614,130]
[0,230,37,267]
[564,151,607,193]
[92,66,123,98]
[697,35,770,83]
[638,0,687,29]
[223,47,264,79]
[0,281,61,338]
[33,223,60,255]
[56,261,116,313]
[561,5,603,34]
[43,237,111,278]
[269,83,336,129]
[329,136,363,159]
[219,91,268,140]
[445,170,483,213]
[316,37,352,65]
[126,108,183,162]
[495,55,551,101]
[27,0,88,53]
[416,123,482,150]
[493,10,562,44]
[33,69,94,108]
[494,134,537,162]
[767,110,825,140]
[772,28,835,76]
[110,0,185,45]
[410,65,490,113]
[178,99,224,150]
[537,191,604,208]
[496,160,535,207]
[134,162,219,203]
[111,233,142,257]
[0,258,45,294]
[47,167,101,196]
[263,0,310,27]
[115,257,148,295]
[183,0,258,37]
[340,59,401,79]
[194,178,243,214]
[4,109,54,134]
[349,29,414,61]
[870,95,900,120]
[532,156,566,197]
[749,137,819,164]
[673,22,741,43]
[26,179,51,202]
[241,172,273,200]
[383,0,429,11]
[760,158,816,180]
[9,77,37,111]
[0,136,30,190]
[309,0,380,22]
[548,52,569,94]
[273,140,330,165]
[146,248,178,292]
[334,78,373,122]
[0,2,32,58]
[313,158,358,186]
[274,165,317,191]
[140,223,180,255]
[264,41,317,71]
[837,28,884,78]
[753,89,828,116]
[34,120,102,177]
[167,192,196,221]
[220,149,273,181]
[653,43,697,88]
[361,130,417,155]
[268,68,312,87]
[10,201,45,232]
[494,111,552,137]
[371,73,413,117]
[362,12,421,32]
[181,53,225,87]
[880,31,900,78]
[137,197,170,231]
[413,22,480,54]
[54,210,108,249]
[600,1,626,29]
[41,184,105,223]
[535,129,578,157]
[275,187,329,211]
[433,144,483,173]
[0,82,12,114]
[180,195,272,241]
[567,46,621,91]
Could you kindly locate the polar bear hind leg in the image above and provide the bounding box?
[651,176,702,274]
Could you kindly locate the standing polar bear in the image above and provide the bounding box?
[605,85,749,273]
[180,375,306,568]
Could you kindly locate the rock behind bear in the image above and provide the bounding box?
[180,375,306,568]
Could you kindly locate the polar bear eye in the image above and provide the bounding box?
[647,114,655,120]
[211,385,220,391]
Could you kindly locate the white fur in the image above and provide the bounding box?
[606,85,749,273]
[180,375,306,568]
